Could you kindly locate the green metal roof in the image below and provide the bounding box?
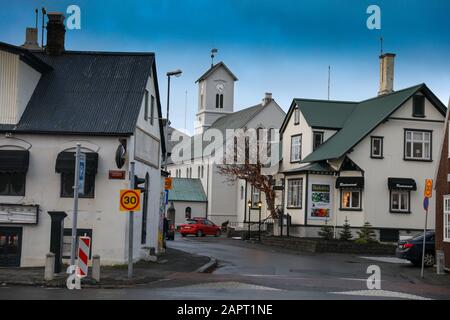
[167,178,207,202]
[211,104,264,135]
[295,99,357,129]
[283,161,335,175]
[302,84,446,163]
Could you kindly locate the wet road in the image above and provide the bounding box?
[0,236,449,300]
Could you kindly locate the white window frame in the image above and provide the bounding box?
[390,190,410,213]
[405,130,431,161]
[287,179,303,208]
[371,136,383,158]
[444,196,450,242]
[341,189,361,210]
[294,108,300,125]
[290,135,302,162]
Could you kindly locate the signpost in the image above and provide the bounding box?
[126,162,136,279]
[70,143,85,267]
[421,179,433,278]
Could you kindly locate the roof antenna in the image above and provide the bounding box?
[211,48,218,67]
[327,65,331,100]
[41,7,46,48]
[380,36,384,55]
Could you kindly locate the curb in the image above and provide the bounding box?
[195,257,218,273]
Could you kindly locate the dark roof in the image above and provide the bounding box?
[0,43,165,153]
[299,84,447,163]
[283,161,335,175]
[211,104,264,135]
[167,178,207,202]
[195,61,238,83]
[0,42,51,73]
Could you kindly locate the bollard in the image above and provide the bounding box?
[436,250,445,275]
[44,253,55,281]
[92,255,101,282]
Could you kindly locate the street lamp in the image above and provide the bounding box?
[164,69,183,170]
[247,200,252,240]
[257,201,262,242]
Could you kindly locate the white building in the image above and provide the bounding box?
[168,62,286,228]
[0,14,166,268]
[277,53,447,241]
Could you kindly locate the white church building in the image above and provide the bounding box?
[167,62,285,228]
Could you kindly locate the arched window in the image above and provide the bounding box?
[241,185,244,200]
[216,94,220,108]
[220,94,224,108]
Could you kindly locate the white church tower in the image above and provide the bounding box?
[194,61,238,134]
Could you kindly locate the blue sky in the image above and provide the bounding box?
[1,0,449,133]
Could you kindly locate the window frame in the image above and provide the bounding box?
[294,108,300,125]
[404,129,432,162]
[313,131,324,151]
[286,178,303,209]
[60,172,95,199]
[340,189,362,211]
[144,90,149,121]
[150,95,155,125]
[412,95,425,118]
[370,136,384,159]
[290,134,302,163]
[389,190,411,214]
[444,196,450,242]
[251,185,261,208]
[0,172,26,196]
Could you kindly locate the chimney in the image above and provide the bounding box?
[262,92,273,106]
[45,12,66,55]
[378,53,396,96]
[22,28,40,50]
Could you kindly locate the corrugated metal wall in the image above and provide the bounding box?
[0,51,18,124]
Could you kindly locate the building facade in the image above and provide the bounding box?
[0,15,166,267]
[277,54,447,241]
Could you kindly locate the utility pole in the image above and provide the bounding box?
[128,162,135,279]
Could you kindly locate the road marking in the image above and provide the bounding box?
[330,289,431,300]
[359,256,410,264]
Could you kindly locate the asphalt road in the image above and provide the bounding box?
[0,235,449,300]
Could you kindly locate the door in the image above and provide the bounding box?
[0,227,22,267]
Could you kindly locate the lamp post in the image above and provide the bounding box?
[164,69,182,170]
[257,201,262,242]
[247,200,252,240]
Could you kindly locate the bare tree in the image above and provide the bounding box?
[217,128,279,219]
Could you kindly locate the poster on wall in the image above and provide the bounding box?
[310,184,331,219]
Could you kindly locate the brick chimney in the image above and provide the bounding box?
[45,12,65,55]
[22,27,40,50]
[262,92,273,106]
[378,53,396,96]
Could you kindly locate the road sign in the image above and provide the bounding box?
[120,189,141,211]
[76,236,91,278]
[423,197,429,211]
[424,179,433,198]
[165,189,169,205]
[164,177,173,190]
[78,153,86,195]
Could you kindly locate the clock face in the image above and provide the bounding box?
[216,83,224,93]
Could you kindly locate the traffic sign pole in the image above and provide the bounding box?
[421,179,433,279]
[128,162,135,279]
[70,143,81,267]
[421,207,428,279]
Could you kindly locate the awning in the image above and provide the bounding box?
[388,178,417,191]
[0,150,30,173]
[55,152,98,174]
[336,176,364,189]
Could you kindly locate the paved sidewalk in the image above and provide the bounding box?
[0,248,211,288]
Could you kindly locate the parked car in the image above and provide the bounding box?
[178,218,221,237]
[396,231,435,267]
[166,219,175,241]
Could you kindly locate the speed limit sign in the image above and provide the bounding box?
[120,189,141,212]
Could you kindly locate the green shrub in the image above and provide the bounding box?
[339,217,353,241]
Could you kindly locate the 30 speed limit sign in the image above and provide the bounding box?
[120,189,141,211]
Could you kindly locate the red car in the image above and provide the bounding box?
[178,218,221,237]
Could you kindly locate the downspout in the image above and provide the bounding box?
[304,172,309,226]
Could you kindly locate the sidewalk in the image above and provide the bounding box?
[0,248,211,288]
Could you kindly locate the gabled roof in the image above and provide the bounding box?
[167,178,207,202]
[211,103,264,135]
[301,83,446,163]
[0,42,52,73]
[0,44,165,151]
[195,61,238,83]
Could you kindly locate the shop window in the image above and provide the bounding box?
[390,190,410,213]
[404,130,432,161]
[287,179,302,208]
[340,189,361,210]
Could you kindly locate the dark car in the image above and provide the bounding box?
[166,219,175,241]
[178,218,221,237]
[396,231,435,267]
